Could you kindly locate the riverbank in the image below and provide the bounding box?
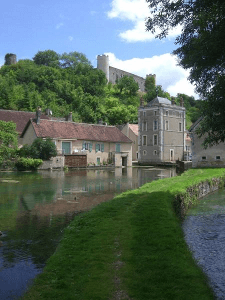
[22,168,225,300]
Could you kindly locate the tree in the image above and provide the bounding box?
[0,121,18,165]
[19,138,57,160]
[33,50,60,68]
[60,52,91,69]
[145,0,225,146]
[116,75,139,97]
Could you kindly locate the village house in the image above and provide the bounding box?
[117,123,138,161]
[21,110,132,168]
[138,96,186,165]
[189,118,225,168]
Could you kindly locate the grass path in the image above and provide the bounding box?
[22,168,225,300]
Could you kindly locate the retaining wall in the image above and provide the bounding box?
[174,177,225,219]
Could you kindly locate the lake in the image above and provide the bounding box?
[0,167,176,299]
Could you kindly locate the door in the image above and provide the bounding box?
[62,142,71,155]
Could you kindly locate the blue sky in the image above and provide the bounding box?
[0,0,198,98]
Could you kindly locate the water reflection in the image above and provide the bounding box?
[0,167,176,299]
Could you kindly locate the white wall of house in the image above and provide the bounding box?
[191,132,225,168]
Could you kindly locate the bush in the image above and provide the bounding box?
[15,157,43,171]
[19,138,57,160]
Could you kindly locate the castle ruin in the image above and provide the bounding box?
[97,54,156,92]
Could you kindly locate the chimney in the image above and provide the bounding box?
[180,97,184,107]
[36,107,41,124]
[140,97,144,107]
[171,97,175,105]
[67,112,73,122]
[45,108,52,116]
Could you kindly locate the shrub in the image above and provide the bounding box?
[15,157,43,171]
[19,138,57,160]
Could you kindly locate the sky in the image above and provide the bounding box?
[0,0,198,98]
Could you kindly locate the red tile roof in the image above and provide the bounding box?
[0,109,49,134]
[30,119,132,143]
[129,124,138,136]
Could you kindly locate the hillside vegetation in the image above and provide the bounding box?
[0,50,202,128]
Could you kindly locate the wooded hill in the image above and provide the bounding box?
[0,50,202,128]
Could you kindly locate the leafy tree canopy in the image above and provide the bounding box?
[146,0,225,146]
[0,120,18,165]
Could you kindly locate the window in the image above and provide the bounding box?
[142,135,147,146]
[202,156,207,160]
[216,156,221,160]
[154,150,157,156]
[179,122,182,131]
[153,134,158,145]
[143,111,146,117]
[143,150,147,156]
[96,143,104,152]
[165,120,169,130]
[153,120,158,130]
[154,110,157,116]
[165,110,168,116]
[116,143,121,152]
[83,141,92,152]
[142,121,147,131]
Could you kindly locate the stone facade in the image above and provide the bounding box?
[189,118,225,168]
[118,123,138,161]
[138,97,186,164]
[97,54,155,92]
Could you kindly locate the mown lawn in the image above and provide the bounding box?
[22,168,225,300]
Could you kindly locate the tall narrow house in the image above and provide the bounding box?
[138,96,186,164]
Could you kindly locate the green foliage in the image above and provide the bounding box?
[33,50,60,68]
[15,157,43,171]
[116,75,139,97]
[0,49,200,127]
[0,121,18,165]
[60,51,91,68]
[19,138,57,161]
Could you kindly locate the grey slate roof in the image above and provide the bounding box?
[148,96,171,106]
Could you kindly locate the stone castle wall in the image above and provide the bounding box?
[97,54,155,93]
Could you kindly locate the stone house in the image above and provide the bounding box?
[189,118,225,168]
[117,123,138,161]
[138,96,186,165]
[21,114,132,168]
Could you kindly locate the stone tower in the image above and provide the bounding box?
[5,54,17,65]
[97,54,109,81]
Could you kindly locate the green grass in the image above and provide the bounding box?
[22,168,225,300]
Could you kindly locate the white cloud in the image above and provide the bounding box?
[56,22,64,29]
[107,0,182,42]
[68,36,74,41]
[104,52,198,98]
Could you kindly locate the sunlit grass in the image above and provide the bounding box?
[22,168,225,300]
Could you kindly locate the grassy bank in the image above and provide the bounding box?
[22,168,225,300]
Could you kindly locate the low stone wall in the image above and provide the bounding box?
[174,177,225,219]
[38,156,65,170]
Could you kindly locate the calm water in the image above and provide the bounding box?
[0,167,176,300]
[183,188,225,300]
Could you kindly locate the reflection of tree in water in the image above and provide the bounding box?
[1,204,78,268]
